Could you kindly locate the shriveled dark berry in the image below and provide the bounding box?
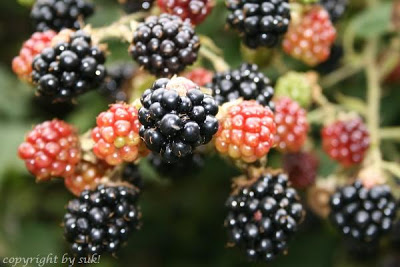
[122,164,143,190]
[98,63,135,102]
[320,0,348,22]
[121,0,154,13]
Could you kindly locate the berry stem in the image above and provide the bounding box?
[380,127,400,141]
[320,62,363,88]
[199,46,229,72]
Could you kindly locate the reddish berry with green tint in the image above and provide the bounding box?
[184,68,213,86]
[18,119,81,181]
[157,0,214,25]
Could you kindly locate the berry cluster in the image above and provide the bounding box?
[92,103,147,166]
[98,63,136,102]
[322,117,370,167]
[30,0,94,32]
[320,0,348,22]
[121,0,154,13]
[274,97,309,153]
[283,152,318,189]
[214,100,276,163]
[157,0,214,25]
[31,30,106,102]
[275,72,313,108]
[130,14,200,77]
[64,161,110,196]
[12,30,57,81]
[64,185,141,256]
[226,0,291,48]
[208,63,275,110]
[225,172,304,261]
[18,119,81,181]
[139,77,219,163]
[184,68,213,87]
[330,181,397,243]
[283,6,336,66]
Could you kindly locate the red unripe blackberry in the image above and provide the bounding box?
[30,0,94,32]
[18,119,81,181]
[64,184,141,256]
[225,172,305,262]
[274,97,309,153]
[184,68,213,87]
[226,0,291,48]
[214,100,276,163]
[157,0,214,25]
[92,103,149,166]
[64,161,111,196]
[330,181,397,243]
[130,14,200,77]
[283,152,319,189]
[321,117,370,167]
[12,30,57,82]
[283,6,336,66]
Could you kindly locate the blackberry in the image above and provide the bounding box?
[129,14,200,77]
[207,63,274,109]
[30,0,94,32]
[121,0,154,13]
[315,44,343,74]
[98,63,135,102]
[330,181,397,243]
[225,172,305,262]
[31,30,106,102]
[226,0,291,49]
[138,77,219,163]
[320,0,348,22]
[147,152,204,178]
[63,184,141,256]
[122,164,143,190]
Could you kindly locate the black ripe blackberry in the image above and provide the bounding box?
[320,0,348,22]
[207,63,274,109]
[98,63,135,102]
[330,181,397,243]
[129,14,200,77]
[30,0,94,32]
[225,172,304,262]
[148,152,204,178]
[315,44,343,74]
[226,0,291,49]
[63,185,140,256]
[122,164,143,190]
[139,77,219,163]
[121,0,154,13]
[31,30,106,102]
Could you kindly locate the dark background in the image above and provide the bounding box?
[0,0,399,266]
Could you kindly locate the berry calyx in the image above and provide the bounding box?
[92,103,148,166]
[30,0,94,32]
[226,0,291,48]
[18,119,81,181]
[330,181,397,243]
[157,0,214,25]
[31,30,107,102]
[64,184,141,256]
[207,63,275,110]
[214,100,276,163]
[225,171,305,262]
[139,77,219,163]
[274,72,313,108]
[283,152,319,189]
[321,117,370,167]
[64,161,111,196]
[283,6,337,66]
[130,14,200,77]
[184,68,213,87]
[274,97,309,153]
[12,30,57,82]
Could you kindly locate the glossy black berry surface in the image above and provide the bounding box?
[139,77,219,163]
[130,14,200,77]
[30,0,94,32]
[226,0,291,48]
[225,172,304,262]
[32,30,106,102]
[98,63,135,102]
[63,185,140,257]
[207,63,274,109]
[330,181,397,243]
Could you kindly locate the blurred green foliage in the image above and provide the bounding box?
[0,0,399,266]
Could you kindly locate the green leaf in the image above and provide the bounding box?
[350,2,392,38]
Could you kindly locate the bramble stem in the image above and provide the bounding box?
[199,46,230,72]
[380,127,400,141]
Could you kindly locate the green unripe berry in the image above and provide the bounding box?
[275,72,313,108]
